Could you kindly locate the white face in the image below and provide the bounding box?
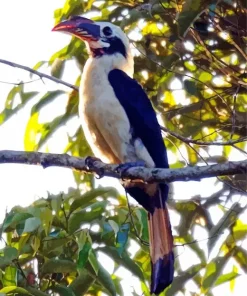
[94,22,129,48]
[84,22,130,58]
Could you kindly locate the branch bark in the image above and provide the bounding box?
[0,150,246,184]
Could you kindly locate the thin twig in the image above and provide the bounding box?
[0,59,78,91]
[161,126,247,146]
[231,85,240,139]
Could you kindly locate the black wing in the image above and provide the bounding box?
[108,69,169,169]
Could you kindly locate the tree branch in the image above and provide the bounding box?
[0,150,246,184]
[0,59,78,91]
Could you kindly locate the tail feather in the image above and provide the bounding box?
[148,202,174,294]
[125,183,174,295]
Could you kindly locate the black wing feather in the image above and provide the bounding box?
[108,69,169,169]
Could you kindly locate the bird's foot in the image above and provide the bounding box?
[85,156,104,179]
[115,161,145,178]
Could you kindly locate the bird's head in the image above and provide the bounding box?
[52,16,130,60]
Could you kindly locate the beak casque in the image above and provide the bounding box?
[52,16,101,41]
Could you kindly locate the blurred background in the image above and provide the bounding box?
[0,0,246,295]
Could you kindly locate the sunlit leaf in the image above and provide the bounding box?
[0,286,32,295]
[31,91,64,114]
[51,285,76,296]
[201,255,231,294]
[69,187,116,214]
[69,270,95,295]
[41,259,76,275]
[214,270,239,287]
[116,223,130,256]
[68,201,107,234]
[208,203,240,253]
[2,266,16,287]
[166,263,204,295]
[23,217,41,233]
[3,247,18,261]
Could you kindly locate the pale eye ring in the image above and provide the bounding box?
[103,26,112,37]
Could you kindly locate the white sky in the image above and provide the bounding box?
[0,1,246,295]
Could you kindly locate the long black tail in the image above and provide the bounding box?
[125,183,174,295]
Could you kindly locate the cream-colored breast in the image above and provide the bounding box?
[79,57,132,163]
[78,55,155,168]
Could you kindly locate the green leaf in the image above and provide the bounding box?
[201,255,231,294]
[77,230,92,270]
[199,72,213,82]
[3,212,33,232]
[184,80,199,96]
[69,187,116,214]
[24,112,41,150]
[230,266,238,292]
[23,217,41,233]
[40,207,53,235]
[32,60,47,72]
[108,220,119,235]
[31,90,64,114]
[5,85,23,109]
[166,263,204,295]
[116,223,130,256]
[77,242,91,269]
[37,113,75,149]
[100,247,144,280]
[2,266,17,286]
[0,286,32,295]
[88,249,99,275]
[31,236,40,254]
[93,262,116,296]
[0,89,38,126]
[208,203,240,253]
[214,271,239,287]
[51,285,76,296]
[135,208,149,241]
[69,270,95,295]
[68,201,107,234]
[42,236,69,256]
[26,287,50,296]
[234,246,247,272]
[4,247,18,261]
[41,259,76,275]
[50,58,65,78]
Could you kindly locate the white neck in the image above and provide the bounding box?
[85,49,133,75]
[80,50,134,105]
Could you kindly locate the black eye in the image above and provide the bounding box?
[103,26,112,37]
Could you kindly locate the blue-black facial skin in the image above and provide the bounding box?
[91,36,127,58]
[102,26,112,36]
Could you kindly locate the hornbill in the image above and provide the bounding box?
[53,16,174,295]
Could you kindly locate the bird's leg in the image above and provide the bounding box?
[115,160,146,179]
[85,156,104,179]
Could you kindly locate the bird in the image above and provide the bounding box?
[53,16,174,295]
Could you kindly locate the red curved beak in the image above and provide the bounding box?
[52,16,101,41]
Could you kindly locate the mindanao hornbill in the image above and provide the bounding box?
[53,16,174,295]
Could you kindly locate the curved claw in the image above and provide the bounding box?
[116,161,145,178]
[85,156,104,178]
